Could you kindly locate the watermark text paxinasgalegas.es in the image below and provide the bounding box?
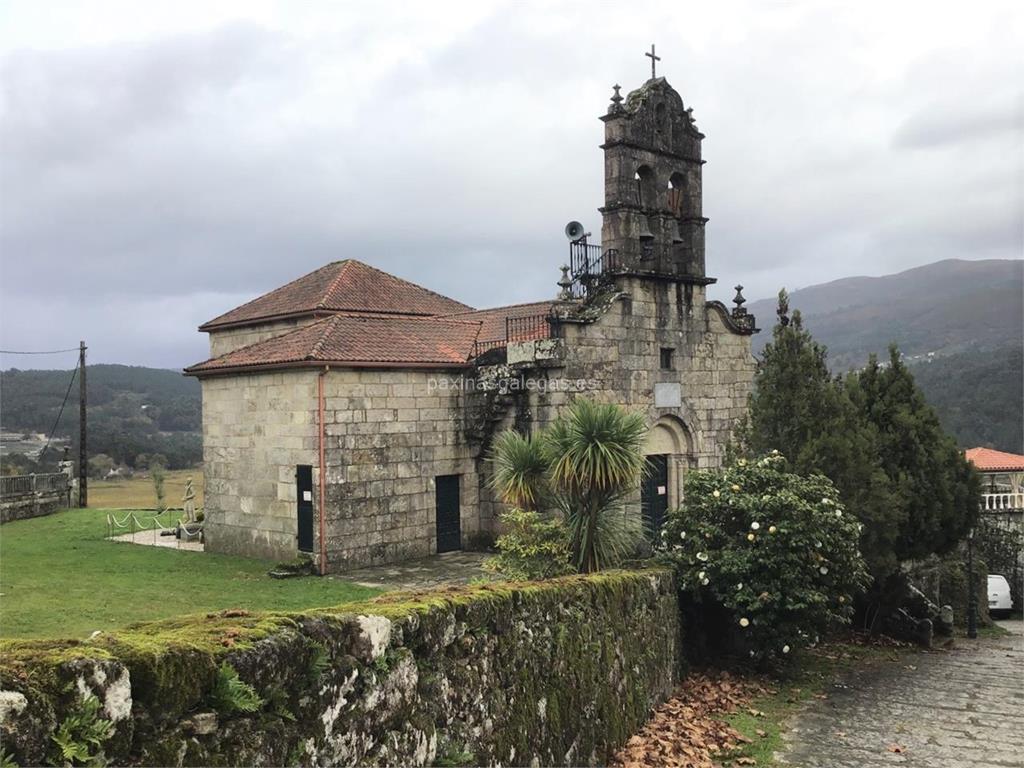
[427,375,598,395]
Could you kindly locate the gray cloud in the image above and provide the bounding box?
[1,2,1021,369]
[893,102,1021,149]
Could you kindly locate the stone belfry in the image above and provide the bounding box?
[600,49,709,282]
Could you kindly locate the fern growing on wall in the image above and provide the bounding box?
[209,662,264,714]
[50,694,114,767]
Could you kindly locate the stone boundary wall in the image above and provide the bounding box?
[0,569,680,767]
[0,474,71,525]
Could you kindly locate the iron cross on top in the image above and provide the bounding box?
[645,44,661,79]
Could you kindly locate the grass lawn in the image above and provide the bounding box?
[0,508,382,640]
[88,469,204,510]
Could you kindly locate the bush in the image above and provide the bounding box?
[489,400,647,573]
[152,465,166,512]
[661,453,870,663]
[484,509,574,581]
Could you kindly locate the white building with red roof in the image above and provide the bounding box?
[965,447,1024,514]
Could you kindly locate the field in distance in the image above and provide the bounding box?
[88,468,204,510]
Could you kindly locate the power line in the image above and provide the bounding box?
[38,361,80,461]
[0,348,81,355]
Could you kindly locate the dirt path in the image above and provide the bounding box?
[778,621,1024,767]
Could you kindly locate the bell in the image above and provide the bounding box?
[672,220,685,244]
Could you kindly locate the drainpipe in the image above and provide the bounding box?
[317,366,329,576]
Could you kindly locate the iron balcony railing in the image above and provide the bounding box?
[472,313,555,359]
[567,240,624,299]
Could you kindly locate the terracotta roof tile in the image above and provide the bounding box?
[186,313,481,375]
[964,447,1024,472]
[200,260,473,330]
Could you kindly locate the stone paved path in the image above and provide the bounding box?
[779,621,1024,767]
[331,551,492,590]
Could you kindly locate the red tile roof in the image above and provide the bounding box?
[443,301,556,343]
[186,313,481,375]
[964,447,1024,473]
[199,260,473,330]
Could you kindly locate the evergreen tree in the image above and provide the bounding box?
[736,292,898,578]
[853,348,980,562]
[738,292,980,582]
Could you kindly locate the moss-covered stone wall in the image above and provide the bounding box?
[0,570,679,767]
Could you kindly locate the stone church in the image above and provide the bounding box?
[185,70,758,573]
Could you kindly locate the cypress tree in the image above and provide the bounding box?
[853,347,980,562]
[737,290,899,578]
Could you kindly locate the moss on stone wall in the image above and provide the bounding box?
[0,569,680,767]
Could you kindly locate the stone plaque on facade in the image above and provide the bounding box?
[654,382,682,408]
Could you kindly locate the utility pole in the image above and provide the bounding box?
[967,527,978,639]
[79,340,87,508]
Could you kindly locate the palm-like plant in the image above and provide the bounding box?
[545,400,648,572]
[489,399,648,574]
[490,429,547,511]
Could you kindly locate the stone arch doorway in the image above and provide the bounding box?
[641,416,695,537]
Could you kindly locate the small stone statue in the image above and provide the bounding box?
[182,477,196,523]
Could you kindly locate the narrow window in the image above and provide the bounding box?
[660,347,675,370]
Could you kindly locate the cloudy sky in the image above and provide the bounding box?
[1,0,1021,369]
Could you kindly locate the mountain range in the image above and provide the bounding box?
[1,259,1020,471]
[747,259,1023,452]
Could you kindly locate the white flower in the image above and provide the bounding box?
[782,645,790,654]
[750,521,761,531]
[821,497,832,505]
[698,571,706,579]
[680,531,687,540]
[697,551,709,562]
[815,541,822,548]
[701,577,710,586]
[731,484,741,492]
[713,490,721,498]
[736,583,743,591]
[819,566,829,575]
[660,529,667,539]
[835,510,843,518]
[769,525,777,534]
[739,617,750,628]
[771,449,779,455]
[747,533,756,542]
[738,458,747,467]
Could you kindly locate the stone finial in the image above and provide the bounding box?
[608,84,624,115]
[731,284,756,332]
[557,265,574,301]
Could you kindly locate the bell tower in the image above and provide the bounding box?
[599,64,710,282]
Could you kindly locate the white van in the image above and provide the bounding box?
[988,574,1013,619]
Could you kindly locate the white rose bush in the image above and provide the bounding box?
[660,452,869,663]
